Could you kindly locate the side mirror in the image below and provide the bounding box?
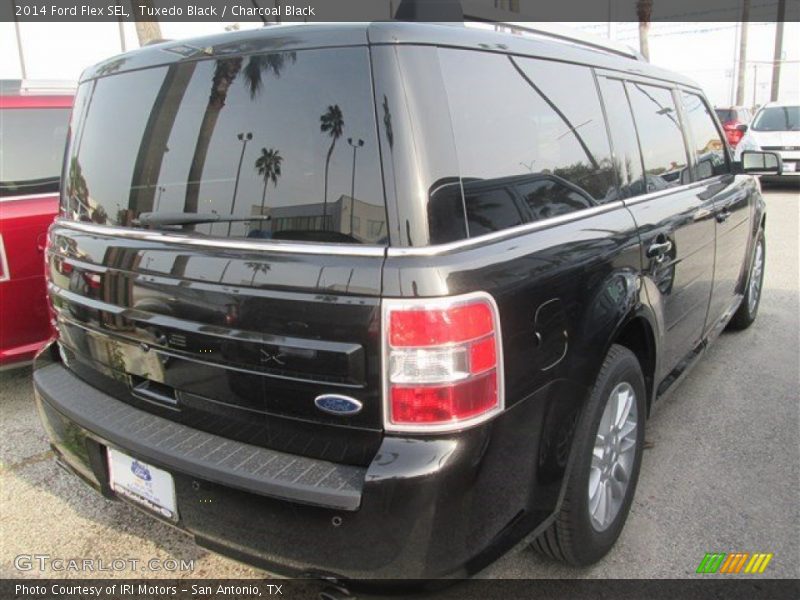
[740,151,782,175]
[736,123,748,133]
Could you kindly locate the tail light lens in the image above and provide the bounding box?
[383,292,504,432]
[723,121,744,146]
[0,234,9,282]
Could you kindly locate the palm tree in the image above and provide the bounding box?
[254,147,283,227]
[245,261,271,286]
[319,104,344,229]
[636,0,653,62]
[184,56,244,216]
[183,52,297,217]
[243,52,296,99]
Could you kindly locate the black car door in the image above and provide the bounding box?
[598,76,717,380]
[678,90,753,334]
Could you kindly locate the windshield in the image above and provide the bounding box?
[0,107,70,197]
[64,47,388,244]
[751,106,800,132]
[715,109,735,123]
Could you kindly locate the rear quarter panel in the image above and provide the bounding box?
[381,205,650,535]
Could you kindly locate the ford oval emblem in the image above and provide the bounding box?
[314,394,363,416]
[130,460,152,481]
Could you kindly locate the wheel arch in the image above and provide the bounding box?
[609,315,658,417]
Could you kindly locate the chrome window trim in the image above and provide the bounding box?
[55,181,716,261]
[52,219,388,258]
[381,291,505,434]
[386,181,711,258]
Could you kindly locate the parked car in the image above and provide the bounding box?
[715,105,752,148]
[0,80,73,369]
[33,21,779,582]
[735,102,800,180]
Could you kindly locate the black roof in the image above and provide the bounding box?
[81,22,699,90]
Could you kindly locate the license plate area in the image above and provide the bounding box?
[107,448,178,521]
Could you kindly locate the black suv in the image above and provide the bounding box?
[34,22,779,579]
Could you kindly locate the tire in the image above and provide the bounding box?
[532,344,646,565]
[728,231,765,331]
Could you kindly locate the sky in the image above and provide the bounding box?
[1,20,798,107]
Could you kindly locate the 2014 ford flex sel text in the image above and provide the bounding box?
[34,21,780,580]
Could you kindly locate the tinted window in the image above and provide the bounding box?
[463,183,525,237]
[715,108,735,124]
[0,107,70,197]
[598,78,646,198]
[516,177,594,220]
[438,49,616,236]
[681,92,729,180]
[66,48,387,244]
[626,83,689,191]
[752,105,800,132]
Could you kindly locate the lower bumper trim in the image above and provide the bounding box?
[33,363,365,511]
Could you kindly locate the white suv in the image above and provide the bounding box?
[735,101,800,178]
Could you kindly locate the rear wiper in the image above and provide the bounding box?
[134,212,270,227]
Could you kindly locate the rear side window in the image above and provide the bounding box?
[0,107,70,197]
[626,82,689,192]
[438,49,616,236]
[680,92,729,180]
[65,47,387,244]
[597,77,646,198]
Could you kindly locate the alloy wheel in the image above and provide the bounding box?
[588,381,638,532]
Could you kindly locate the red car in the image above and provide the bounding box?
[0,81,73,369]
[715,105,753,148]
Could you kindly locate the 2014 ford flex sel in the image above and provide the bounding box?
[34,21,780,580]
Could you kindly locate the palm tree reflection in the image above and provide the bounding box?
[254,147,283,232]
[319,104,344,229]
[183,52,298,218]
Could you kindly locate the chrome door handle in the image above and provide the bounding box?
[647,240,673,262]
[693,208,712,221]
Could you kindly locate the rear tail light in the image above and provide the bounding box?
[0,234,9,282]
[723,121,744,146]
[382,292,504,432]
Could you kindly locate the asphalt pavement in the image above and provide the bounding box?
[1,185,798,583]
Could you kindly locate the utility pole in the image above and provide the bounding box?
[735,0,750,106]
[118,21,127,52]
[12,1,27,79]
[770,0,786,102]
[228,132,253,237]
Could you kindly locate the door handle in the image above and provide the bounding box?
[647,240,673,261]
[716,208,731,223]
[693,208,712,221]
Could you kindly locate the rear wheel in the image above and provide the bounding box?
[728,231,765,331]
[532,344,646,565]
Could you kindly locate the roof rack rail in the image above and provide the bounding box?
[467,20,643,61]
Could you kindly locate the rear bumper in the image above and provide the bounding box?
[33,352,572,580]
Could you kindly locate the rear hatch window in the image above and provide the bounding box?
[65,47,388,244]
[0,107,70,197]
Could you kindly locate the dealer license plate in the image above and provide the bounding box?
[107,448,178,521]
